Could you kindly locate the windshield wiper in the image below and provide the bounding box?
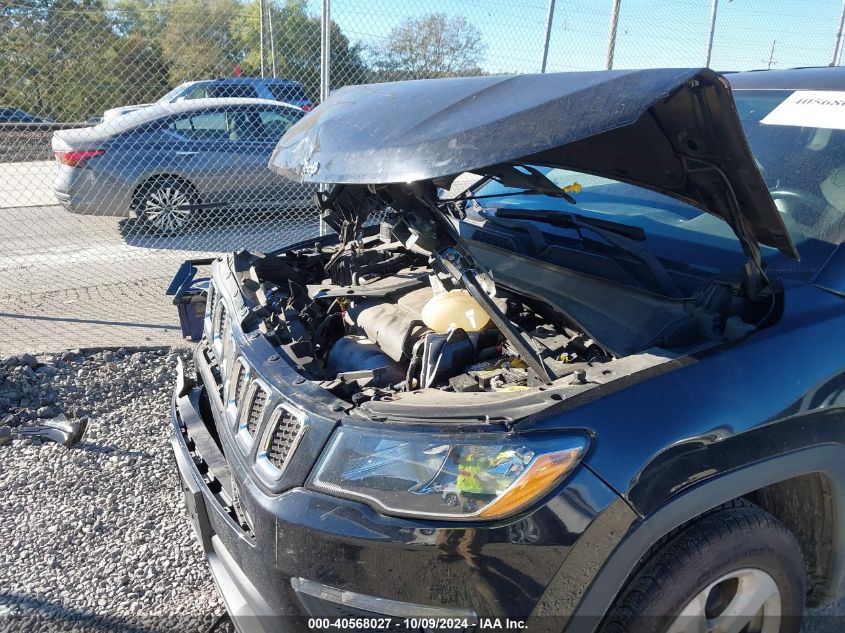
[441,189,567,204]
[482,209,683,298]
[492,208,646,241]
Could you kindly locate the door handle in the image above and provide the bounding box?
[176,151,198,157]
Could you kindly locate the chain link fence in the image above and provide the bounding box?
[2,0,844,353]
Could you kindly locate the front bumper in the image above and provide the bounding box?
[171,381,277,632]
[171,338,627,633]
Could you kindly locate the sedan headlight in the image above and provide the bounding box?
[309,426,588,520]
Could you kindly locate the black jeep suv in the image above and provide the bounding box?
[170,67,845,633]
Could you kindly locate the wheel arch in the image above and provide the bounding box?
[562,445,845,633]
[748,471,838,607]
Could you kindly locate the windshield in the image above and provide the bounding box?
[470,89,844,281]
[158,82,199,102]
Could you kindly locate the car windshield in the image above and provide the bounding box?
[470,89,845,281]
[158,82,198,102]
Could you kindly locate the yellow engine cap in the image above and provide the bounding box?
[421,290,491,333]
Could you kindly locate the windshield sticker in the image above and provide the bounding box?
[761,91,845,130]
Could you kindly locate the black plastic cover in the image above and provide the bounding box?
[270,68,797,258]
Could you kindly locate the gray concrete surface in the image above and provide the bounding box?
[0,160,57,208]
[0,200,317,355]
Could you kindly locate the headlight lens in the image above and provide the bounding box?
[309,426,587,520]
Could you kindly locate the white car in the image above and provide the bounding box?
[102,78,313,121]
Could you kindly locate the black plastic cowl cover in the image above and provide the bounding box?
[269,68,797,259]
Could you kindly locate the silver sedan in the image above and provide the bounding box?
[52,98,314,234]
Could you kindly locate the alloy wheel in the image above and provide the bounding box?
[668,568,782,633]
[142,185,193,233]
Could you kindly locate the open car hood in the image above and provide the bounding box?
[270,68,797,259]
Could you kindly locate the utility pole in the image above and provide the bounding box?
[766,40,777,70]
[259,0,266,77]
[704,0,719,67]
[605,0,621,70]
[318,0,331,236]
[268,2,277,78]
[540,0,556,73]
[320,0,331,104]
[833,0,845,66]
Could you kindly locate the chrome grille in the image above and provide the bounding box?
[265,407,305,472]
[246,386,268,437]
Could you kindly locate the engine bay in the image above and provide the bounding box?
[235,223,622,405]
[221,178,776,411]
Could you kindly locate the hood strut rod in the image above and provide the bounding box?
[683,156,770,300]
[436,247,554,384]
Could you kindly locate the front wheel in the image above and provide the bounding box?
[135,177,198,235]
[600,504,806,633]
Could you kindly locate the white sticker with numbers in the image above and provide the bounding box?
[761,91,845,130]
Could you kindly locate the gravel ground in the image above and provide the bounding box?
[0,347,230,632]
[0,346,841,632]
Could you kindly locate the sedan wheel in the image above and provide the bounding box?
[136,178,197,235]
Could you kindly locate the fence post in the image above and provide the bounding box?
[540,0,556,73]
[318,0,331,236]
[704,0,718,67]
[269,2,278,78]
[259,0,266,77]
[833,0,845,66]
[320,0,331,103]
[605,0,621,70]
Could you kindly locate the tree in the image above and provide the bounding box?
[372,13,486,81]
[0,0,370,120]
[234,0,369,102]
[0,0,138,120]
[160,0,246,85]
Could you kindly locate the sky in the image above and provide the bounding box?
[320,0,845,75]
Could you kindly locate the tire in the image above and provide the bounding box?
[134,176,198,235]
[600,504,806,633]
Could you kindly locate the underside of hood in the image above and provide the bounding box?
[270,68,797,259]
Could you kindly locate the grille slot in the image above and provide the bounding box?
[204,283,216,339]
[221,306,230,337]
[265,406,305,472]
[221,306,232,357]
[213,300,226,335]
[246,385,268,437]
[234,363,249,406]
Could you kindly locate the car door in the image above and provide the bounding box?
[228,105,311,209]
[159,109,245,210]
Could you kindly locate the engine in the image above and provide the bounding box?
[323,280,610,400]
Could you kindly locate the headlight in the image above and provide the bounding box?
[309,426,587,520]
